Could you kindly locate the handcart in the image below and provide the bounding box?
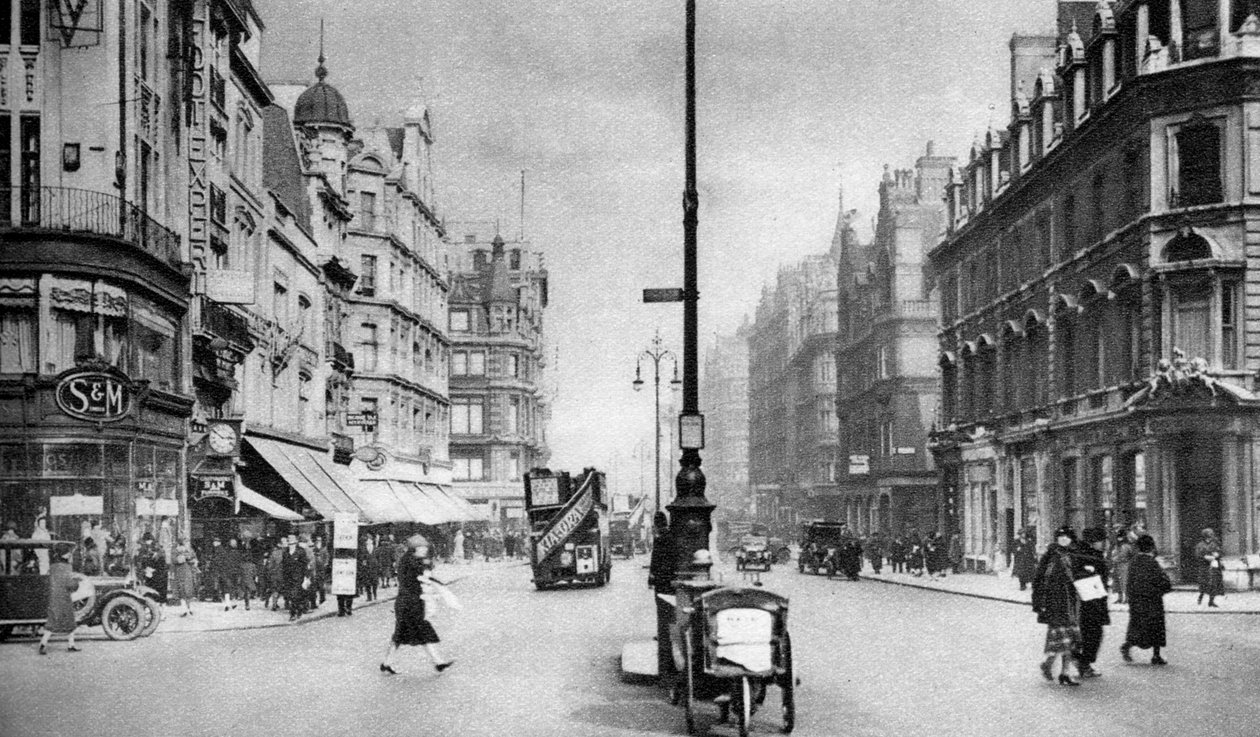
[669,581,795,735]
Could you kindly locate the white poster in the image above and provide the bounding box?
[333,512,359,550]
[49,494,104,516]
[331,557,357,596]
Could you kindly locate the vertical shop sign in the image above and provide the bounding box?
[187,1,209,275]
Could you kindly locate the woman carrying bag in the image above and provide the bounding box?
[380,535,455,675]
[1031,526,1089,686]
[1121,534,1172,665]
[1194,528,1225,608]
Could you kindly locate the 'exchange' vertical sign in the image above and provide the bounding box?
[186,1,209,280]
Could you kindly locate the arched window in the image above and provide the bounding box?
[1000,321,1023,412]
[1106,266,1144,384]
[1164,231,1212,262]
[939,352,958,422]
[1076,282,1106,392]
[1025,313,1050,407]
[1053,296,1079,397]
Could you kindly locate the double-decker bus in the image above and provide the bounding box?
[524,467,612,590]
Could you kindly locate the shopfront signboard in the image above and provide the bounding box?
[192,474,234,501]
[136,498,180,517]
[49,494,104,516]
[55,371,132,422]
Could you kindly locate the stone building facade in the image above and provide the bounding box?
[445,226,550,526]
[748,250,839,529]
[930,0,1260,586]
[700,321,751,524]
[835,148,953,538]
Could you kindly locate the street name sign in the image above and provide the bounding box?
[643,288,684,303]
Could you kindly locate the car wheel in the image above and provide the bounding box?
[101,596,145,641]
[139,597,162,637]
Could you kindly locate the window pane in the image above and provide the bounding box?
[0,306,37,373]
[469,352,484,375]
[1178,124,1221,206]
[1174,291,1210,360]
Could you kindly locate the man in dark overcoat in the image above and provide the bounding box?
[280,535,309,621]
[1073,528,1111,678]
[647,512,678,676]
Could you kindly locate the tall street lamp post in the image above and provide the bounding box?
[668,0,714,569]
[633,333,680,518]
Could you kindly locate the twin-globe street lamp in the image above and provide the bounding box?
[633,333,681,518]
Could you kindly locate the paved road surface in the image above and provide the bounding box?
[3,557,1259,736]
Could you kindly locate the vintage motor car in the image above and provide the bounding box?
[797,521,848,576]
[0,539,163,641]
[734,534,773,572]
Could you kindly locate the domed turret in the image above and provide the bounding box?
[293,43,352,130]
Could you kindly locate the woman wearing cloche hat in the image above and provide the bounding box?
[1031,525,1089,686]
[380,535,454,675]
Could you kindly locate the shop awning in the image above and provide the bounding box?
[245,437,368,522]
[387,481,449,525]
[418,483,480,522]
[235,481,304,521]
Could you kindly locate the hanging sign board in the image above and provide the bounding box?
[848,454,870,475]
[333,512,359,550]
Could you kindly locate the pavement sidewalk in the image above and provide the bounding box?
[151,556,527,635]
[859,566,1260,613]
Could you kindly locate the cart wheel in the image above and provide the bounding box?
[683,629,698,735]
[737,676,752,737]
[781,632,795,733]
[139,597,162,637]
[101,596,145,641]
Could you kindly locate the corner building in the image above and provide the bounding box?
[0,1,194,558]
[930,0,1260,585]
[445,226,550,526]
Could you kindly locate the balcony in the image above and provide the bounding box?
[327,341,356,373]
[0,186,182,269]
[195,296,254,353]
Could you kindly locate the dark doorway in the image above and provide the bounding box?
[1174,435,1222,583]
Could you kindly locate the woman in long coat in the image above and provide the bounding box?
[170,539,198,617]
[39,543,81,654]
[380,535,454,675]
[1194,528,1225,607]
[1122,534,1171,665]
[1031,526,1086,685]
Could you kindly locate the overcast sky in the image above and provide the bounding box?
[255,0,1057,482]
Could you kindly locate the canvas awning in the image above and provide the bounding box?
[235,481,304,521]
[245,437,368,522]
[415,483,478,522]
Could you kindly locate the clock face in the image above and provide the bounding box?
[208,424,236,454]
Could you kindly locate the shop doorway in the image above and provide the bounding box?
[1174,435,1222,581]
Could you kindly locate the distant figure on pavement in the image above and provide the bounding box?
[1012,528,1037,591]
[948,533,964,574]
[1121,534,1171,666]
[380,535,454,675]
[1109,528,1135,604]
[1073,528,1111,679]
[866,533,884,574]
[218,538,242,611]
[137,532,168,603]
[239,537,258,611]
[39,543,81,655]
[1195,528,1224,608]
[375,534,396,588]
[357,536,378,603]
[171,539,198,617]
[1032,526,1085,686]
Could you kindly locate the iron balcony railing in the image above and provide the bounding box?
[0,186,183,269]
[196,296,254,351]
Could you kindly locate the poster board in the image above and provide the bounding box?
[331,557,357,596]
[333,512,359,550]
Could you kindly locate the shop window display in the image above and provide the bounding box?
[0,441,182,577]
